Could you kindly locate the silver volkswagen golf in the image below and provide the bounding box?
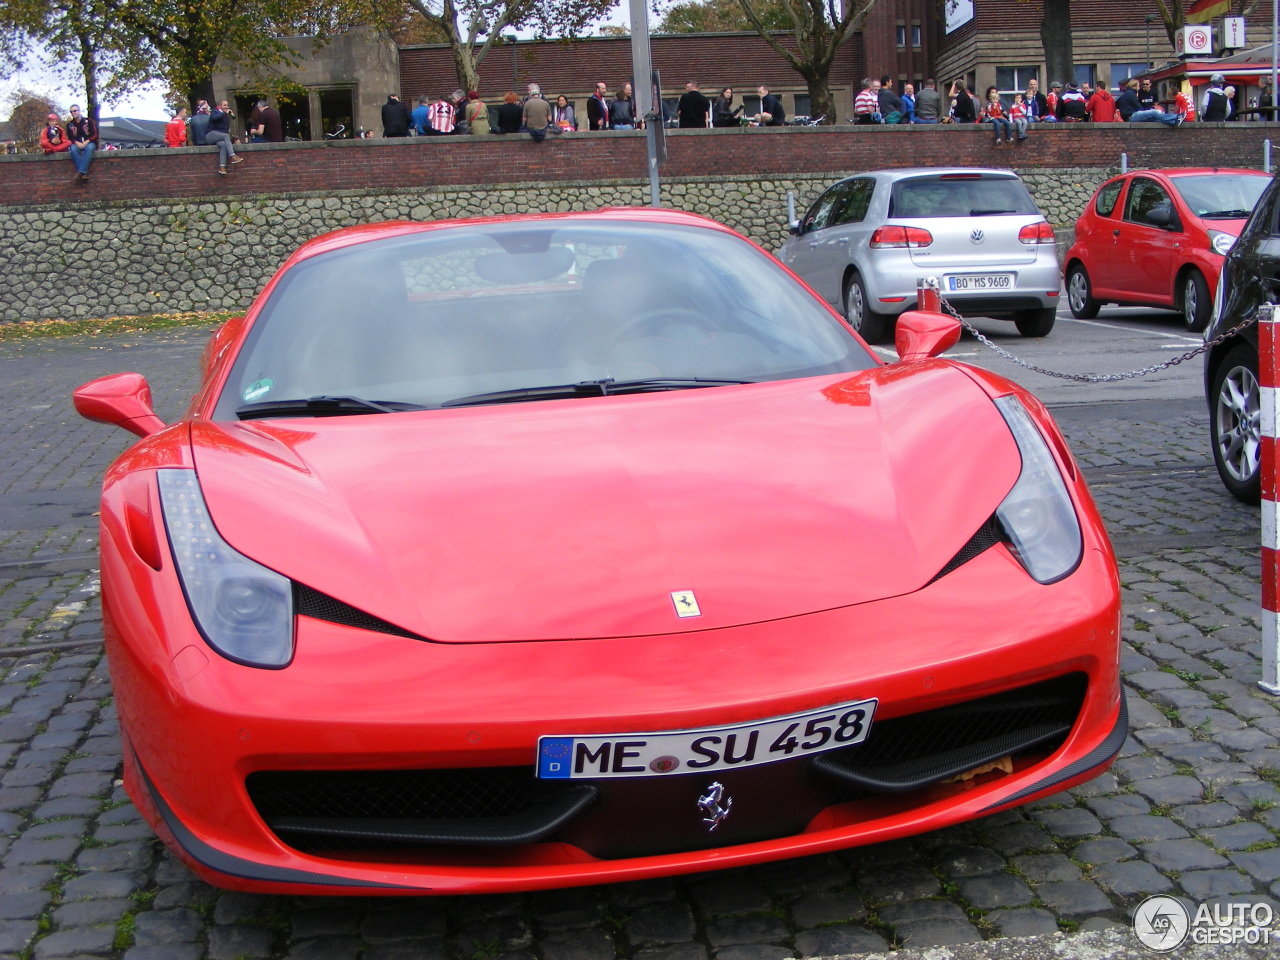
[779,168,1061,343]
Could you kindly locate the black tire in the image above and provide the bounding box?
[843,272,890,344]
[1066,264,1100,319]
[1210,343,1262,504]
[1181,268,1212,332]
[1014,306,1057,337]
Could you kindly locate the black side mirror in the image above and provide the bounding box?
[1147,205,1174,228]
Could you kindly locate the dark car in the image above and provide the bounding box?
[1204,173,1280,502]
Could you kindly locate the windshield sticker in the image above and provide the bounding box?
[243,378,273,403]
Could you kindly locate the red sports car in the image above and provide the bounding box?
[75,209,1124,895]
[1064,167,1270,331]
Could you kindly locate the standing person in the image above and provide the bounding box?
[586,82,610,131]
[608,86,636,129]
[900,82,917,124]
[981,87,1012,144]
[877,75,902,122]
[913,78,942,123]
[712,87,743,127]
[65,104,97,181]
[464,91,490,134]
[165,107,188,147]
[1044,81,1061,120]
[427,92,456,134]
[1258,78,1273,120]
[39,113,69,155]
[1057,82,1087,121]
[677,80,711,128]
[756,84,785,125]
[1202,74,1232,121]
[249,99,282,142]
[1009,93,1030,140]
[1136,77,1157,111]
[522,83,555,142]
[206,99,241,175]
[552,95,577,131]
[189,101,211,145]
[411,96,431,135]
[381,93,410,137]
[853,78,879,123]
[1086,83,1117,122]
[950,80,977,123]
[495,92,523,133]
[1026,79,1048,120]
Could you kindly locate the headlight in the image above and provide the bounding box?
[1209,230,1237,256]
[158,469,294,668]
[993,397,1082,584]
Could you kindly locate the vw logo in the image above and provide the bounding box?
[969,229,985,244]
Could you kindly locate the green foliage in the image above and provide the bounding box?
[656,0,789,33]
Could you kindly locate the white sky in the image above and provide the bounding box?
[2,3,639,122]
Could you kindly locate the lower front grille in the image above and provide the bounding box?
[811,673,1087,795]
[246,673,1088,859]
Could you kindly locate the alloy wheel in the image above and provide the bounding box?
[1215,363,1261,483]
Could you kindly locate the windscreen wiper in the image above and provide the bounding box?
[1201,210,1253,219]
[969,208,1018,216]
[440,378,755,409]
[236,396,424,420]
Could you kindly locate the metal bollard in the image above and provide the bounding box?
[1262,302,1280,695]
[917,276,941,313]
[1266,139,1273,175]
[1120,152,1128,174]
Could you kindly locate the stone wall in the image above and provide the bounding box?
[0,168,1118,323]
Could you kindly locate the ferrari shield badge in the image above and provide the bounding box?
[698,781,732,831]
[671,590,701,618]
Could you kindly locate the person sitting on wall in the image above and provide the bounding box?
[1202,74,1233,121]
[755,84,785,125]
[464,91,490,134]
[522,83,557,142]
[496,92,523,134]
[249,99,282,142]
[1116,78,1142,121]
[411,96,431,135]
[913,79,942,123]
[427,93,456,134]
[206,99,243,175]
[608,86,636,129]
[40,113,70,155]
[1086,83,1117,122]
[1056,82,1088,121]
[586,82,610,131]
[712,87,745,127]
[166,107,189,147]
[189,101,211,145]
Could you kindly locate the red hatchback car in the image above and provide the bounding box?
[1064,168,1270,331]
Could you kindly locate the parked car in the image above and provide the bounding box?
[778,168,1061,343]
[1064,168,1270,332]
[1204,173,1280,502]
[75,209,1123,895]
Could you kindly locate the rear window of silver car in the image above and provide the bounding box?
[889,175,1040,219]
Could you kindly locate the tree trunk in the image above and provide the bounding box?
[191,77,216,112]
[451,40,480,94]
[1040,0,1074,90]
[804,74,835,124]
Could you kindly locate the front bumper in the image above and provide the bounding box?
[106,526,1122,895]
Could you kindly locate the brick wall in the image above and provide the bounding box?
[2,123,1272,209]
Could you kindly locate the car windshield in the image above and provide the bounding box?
[888,175,1039,219]
[1171,174,1269,219]
[213,220,875,418]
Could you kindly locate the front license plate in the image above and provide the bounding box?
[537,698,877,779]
[947,274,1014,292]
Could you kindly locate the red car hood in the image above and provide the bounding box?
[190,363,1021,642]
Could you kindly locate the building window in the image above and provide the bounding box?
[996,66,1039,99]
[911,24,922,48]
[794,94,811,118]
[1110,63,1150,91]
[1073,64,1096,89]
[896,24,907,47]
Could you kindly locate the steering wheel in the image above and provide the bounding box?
[600,307,717,352]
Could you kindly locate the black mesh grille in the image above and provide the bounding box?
[293,583,423,640]
[819,673,1086,796]
[248,767,536,823]
[929,516,1005,584]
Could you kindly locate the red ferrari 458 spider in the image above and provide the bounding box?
[75,209,1124,895]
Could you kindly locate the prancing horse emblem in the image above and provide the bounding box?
[970,229,985,244]
[697,781,733,831]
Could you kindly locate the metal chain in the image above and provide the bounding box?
[935,295,1257,383]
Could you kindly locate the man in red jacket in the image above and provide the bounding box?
[1086,84,1118,122]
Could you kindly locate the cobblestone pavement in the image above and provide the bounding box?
[1,330,1277,960]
